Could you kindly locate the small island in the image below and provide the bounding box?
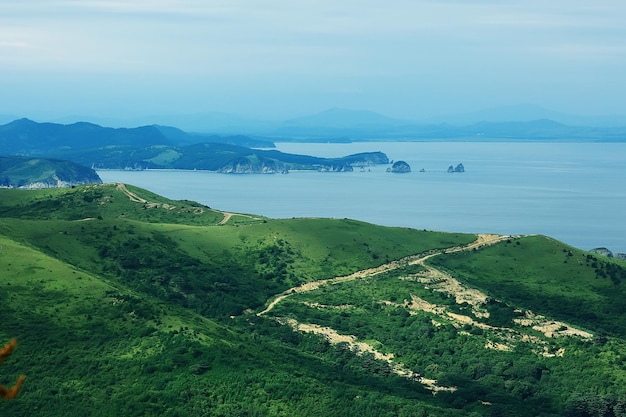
[387,160,411,173]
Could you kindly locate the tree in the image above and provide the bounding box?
[0,339,25,400]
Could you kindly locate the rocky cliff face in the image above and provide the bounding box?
[216,154,378,173]
[20,173,102,189]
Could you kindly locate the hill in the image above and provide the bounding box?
[1,185,626,416]
[0,156,101,188]
[0,119,389,173]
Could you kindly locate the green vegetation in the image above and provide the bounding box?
[268,257,626,416]
[0,156,101,188]
[2,186,626,416]
[0,118,389,173]
[429,235,626,337]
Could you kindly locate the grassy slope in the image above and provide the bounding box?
[4,185,626,415]
[267,238,626,416]
[3,233,459,416]
[429,235,626,337]
[0,185,476,416]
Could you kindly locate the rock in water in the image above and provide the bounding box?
[390,160,411,173]
[448,163,465,173]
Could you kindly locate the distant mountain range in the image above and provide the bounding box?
[8,104,624,141]
[271,108,626,141]
[0,118,274,152]
[420,103,626,127]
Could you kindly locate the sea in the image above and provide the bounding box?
[97,141,626,253]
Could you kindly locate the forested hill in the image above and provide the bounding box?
[1,184,626,416]
[0,119,389,173]
[0,156,101,189]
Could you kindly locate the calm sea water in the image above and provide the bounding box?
[98,142,626,253]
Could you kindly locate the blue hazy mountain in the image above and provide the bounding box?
[283,108,412,128]
[7,103,626,141]
[423,104,626,127]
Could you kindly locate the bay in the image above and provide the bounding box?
[98,142,626,253]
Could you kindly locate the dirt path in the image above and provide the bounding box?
[255,234,511,393]
[258,234,508,317]
[280,317,455,393]
[115,182,262,225]
[218,212,262,225]
[116,183,148,203]
[256,233,593,391]
[219,212,234,225]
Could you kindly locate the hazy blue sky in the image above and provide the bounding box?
[1,1,625,120]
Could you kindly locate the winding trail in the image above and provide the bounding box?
[116,183,147,203]
[256,234,518,393]
[218,211,262,225]
[258,234,509,317]
[115,183,261,225]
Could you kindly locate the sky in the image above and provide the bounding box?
[1,1,626,122]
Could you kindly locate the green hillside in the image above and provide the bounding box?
[0,156,101,188]
[429,235,626,337]
[1,185,626,416]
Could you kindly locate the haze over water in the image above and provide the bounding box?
[98,142,626,253]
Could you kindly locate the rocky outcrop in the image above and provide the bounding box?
[218,157,287,174]
[590,247,614,258]
[590,248,626,260]
[388,160,411,173]
[20,174,101,189]
[448,163,465,173]
[217,156,358,173]
[317,164,353,172]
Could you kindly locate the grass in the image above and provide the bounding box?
[4,185,626,416]
[264,245,626,416]
[429,235,626,336]
[0,228,464,416]
[0,183,227,225]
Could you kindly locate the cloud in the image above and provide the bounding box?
[1,1,625,117]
